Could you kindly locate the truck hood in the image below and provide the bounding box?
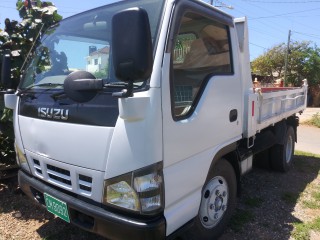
[17,91,118,171]
[18,116,114,171]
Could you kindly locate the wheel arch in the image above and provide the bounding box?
[205,143,241,197]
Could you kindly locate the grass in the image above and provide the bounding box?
[304,113,320,128]
[294,151,320,173]
[292,218,320,240]
[295,150,320,158]
[291,151,320,239]
[281,191,300,204]
[301,185,320,209]
[231,151,320,237]
[230,209,254,232]
[244,197,263,208]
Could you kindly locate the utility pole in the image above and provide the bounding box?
[283,30,291,87]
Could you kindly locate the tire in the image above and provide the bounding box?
[270,126,295,172]
[253,149,271,169]
[182,159,237,240]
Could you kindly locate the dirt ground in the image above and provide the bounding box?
[0,153,320,240]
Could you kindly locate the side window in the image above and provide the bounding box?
[171,12,232,119]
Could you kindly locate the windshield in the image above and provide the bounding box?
[20,0,164,90]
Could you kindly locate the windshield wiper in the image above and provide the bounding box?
[49,80,145,100]
[105,81,142,89]
[49,80,130,101]
[17,83,64,96]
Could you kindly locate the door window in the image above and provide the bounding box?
[171,12,233,119]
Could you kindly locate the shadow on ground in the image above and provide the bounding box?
[1,153,319,240]
[220,153,320,240]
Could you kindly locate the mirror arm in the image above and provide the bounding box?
[112,81,134,98]
[0,89,15,95]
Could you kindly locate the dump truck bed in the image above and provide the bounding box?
[245,81,308,138]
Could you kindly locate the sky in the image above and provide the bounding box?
[1,0,320,60]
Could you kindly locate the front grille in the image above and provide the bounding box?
[33,159,42,174]
[31,157,93,195]
[49,173,72,185]
[79,174,93,192]
[47,164,70,176]
[47,164,71,187]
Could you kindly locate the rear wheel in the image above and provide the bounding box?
[270,126,295,172]
[183,159,237,240]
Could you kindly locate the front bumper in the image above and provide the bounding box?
[18,170,166,240]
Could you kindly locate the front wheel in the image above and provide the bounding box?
[270,126,295,172]
[183,159,237,240]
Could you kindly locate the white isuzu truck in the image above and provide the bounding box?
[2,0,307,239]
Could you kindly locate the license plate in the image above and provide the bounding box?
[44,193,70,223]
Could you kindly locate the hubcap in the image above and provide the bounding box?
[200,176,229,228]
[286,135,293,163]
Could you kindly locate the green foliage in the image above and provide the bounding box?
[244,197,263,208]
[251,41,320,87]
[310,113,320,128]
[295,150,320,158]
[0,103,14,165]
[281,191,298,204]
[304,113,320,128]
[0,134,15,165]
[292,218,320,240]
[302,183,320,209]
[0,1,63,88]
[0,1,62,165]
[93,67,109,79]
[251,43,286,78]
[230,209,254,232]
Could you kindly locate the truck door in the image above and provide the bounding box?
[162,1,243,235]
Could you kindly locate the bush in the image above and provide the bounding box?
[0,1,62,167]
[310,113,320,128]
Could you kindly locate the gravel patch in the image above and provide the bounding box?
[1,153,320,240]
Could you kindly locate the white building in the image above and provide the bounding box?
[85,46,109,74]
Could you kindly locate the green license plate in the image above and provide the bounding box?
[44,193,70,223]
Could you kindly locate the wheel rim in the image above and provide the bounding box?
[199,176,229,228]
[286,134,293,163]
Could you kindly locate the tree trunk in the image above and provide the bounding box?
[309,85,320,107]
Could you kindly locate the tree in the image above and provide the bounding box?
[0,0,62,167]
[252,41,320,86]
[0,0,62,88]
[252,41,320,106]
[251,43,286,80]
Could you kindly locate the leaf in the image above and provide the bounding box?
[0,0,63,162]
[20,18,31,27]
[16,0,24,9]
[53,12,62,22]
[41,5,57,15]
[0,108,13,122]
[43,1,54,7]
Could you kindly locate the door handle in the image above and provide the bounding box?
[229,109,238,122]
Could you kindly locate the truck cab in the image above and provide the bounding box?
[3,0,307,239]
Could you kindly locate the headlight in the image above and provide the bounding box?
[106,180,140,211]
[103,162,164,214]
[15,143,31,173]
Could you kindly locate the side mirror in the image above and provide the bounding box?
[1,51,12,89]
[64,71,103,103]
[112,7,153,83]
